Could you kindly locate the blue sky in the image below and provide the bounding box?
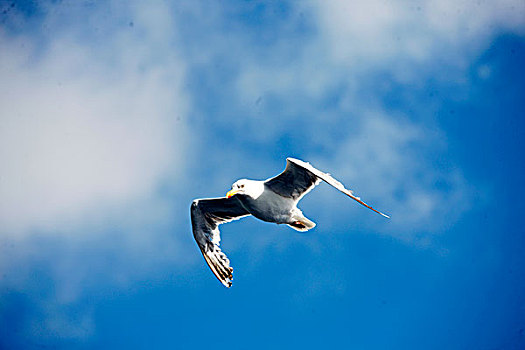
[1,0,524,349]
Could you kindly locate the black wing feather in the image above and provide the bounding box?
[265,159,320,200]
[191,197,250,288]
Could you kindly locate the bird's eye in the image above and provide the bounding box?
[240,184,244,188]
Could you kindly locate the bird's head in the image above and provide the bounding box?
[226,179,264,199]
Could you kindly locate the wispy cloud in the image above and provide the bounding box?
[0,2,188,236]
[308,0,525,70]
[0,2,190,339]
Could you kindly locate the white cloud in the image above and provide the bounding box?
[0,2,192,339]
[0,3,188,237]
[308,0,525,69]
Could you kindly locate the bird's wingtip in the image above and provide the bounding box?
[223,279,232,288]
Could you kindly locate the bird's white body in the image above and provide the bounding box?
[235,185,296,224]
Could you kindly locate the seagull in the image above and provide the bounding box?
[191,157,389,287]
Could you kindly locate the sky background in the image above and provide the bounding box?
[1,0,524,349]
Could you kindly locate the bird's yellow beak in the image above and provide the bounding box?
[226,189,238,198]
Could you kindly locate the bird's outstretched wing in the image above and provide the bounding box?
[265,158,321,200]
[266,158,390,218]
[190,197,250,287]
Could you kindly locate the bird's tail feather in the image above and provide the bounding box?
[288,216,316,232]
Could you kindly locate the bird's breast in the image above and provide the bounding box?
[237,192,294,223]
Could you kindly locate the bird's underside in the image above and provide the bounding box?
[190,157,389,288]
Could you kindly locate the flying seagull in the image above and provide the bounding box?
[191,157,389,287]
